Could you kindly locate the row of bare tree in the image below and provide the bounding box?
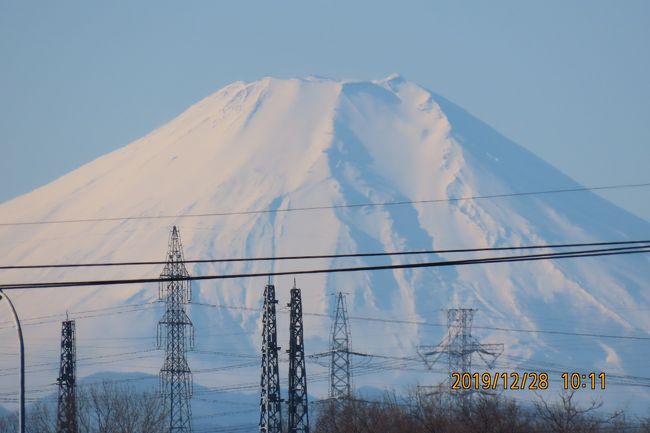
[0,382,166,433]
[2,384,649,433]
[313,390,650,433]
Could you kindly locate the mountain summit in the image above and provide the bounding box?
[1,76,649,409]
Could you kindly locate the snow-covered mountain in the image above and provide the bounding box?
[0,75,649,417]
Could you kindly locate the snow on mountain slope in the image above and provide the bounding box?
[0,75,649,413]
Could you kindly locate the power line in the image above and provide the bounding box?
[2,239,649,270]
[194,301,650,342]
[0,181,648,227]
[0,304,161,331]
[193,301,650,342]
[1,244,649,290]
[330,313,650,342]
[0,302,158,327]
[0,252,648,342]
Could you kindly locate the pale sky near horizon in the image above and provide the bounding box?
[1,1,649,221]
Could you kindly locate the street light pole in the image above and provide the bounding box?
[0,289,25,433]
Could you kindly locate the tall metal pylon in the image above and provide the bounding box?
[418,308,503,408]
[157,226,194,433]
[329,292,351,399]
[56,318,78,433]
[259,282,282,433]
[287,280,309,433]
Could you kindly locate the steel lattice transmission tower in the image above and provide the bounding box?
[259,282,282,433]
[287,280,309,433]
[157,226,194,433]
[418,308,503,407]
[56,318,78,433]
[329,292,351,399]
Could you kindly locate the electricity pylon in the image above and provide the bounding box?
[418,308,503,408]
[260,282,282,433]
[158,226,194,433]
[329,292,351,399]
[287,280,309,433]
[56,318,78,433]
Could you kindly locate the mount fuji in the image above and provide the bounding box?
[0,75,649,421]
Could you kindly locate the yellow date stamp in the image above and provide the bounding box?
[451,372,606,391]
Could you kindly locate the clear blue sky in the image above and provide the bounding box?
[1,1,649,221]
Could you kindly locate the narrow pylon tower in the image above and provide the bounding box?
[418,308,503,408]
[287,280,309,433]
[329,292,351,399]
[158,226,194,433]
[259,282,282,433]
[56,318,78,433]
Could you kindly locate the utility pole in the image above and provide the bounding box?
[158,226,194,433]
[418,308,503,409]
[287,280,309,433]
[0,289,24,433]
[56,318,78,433]
[259,281,282,433]
[329,292,351,399]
